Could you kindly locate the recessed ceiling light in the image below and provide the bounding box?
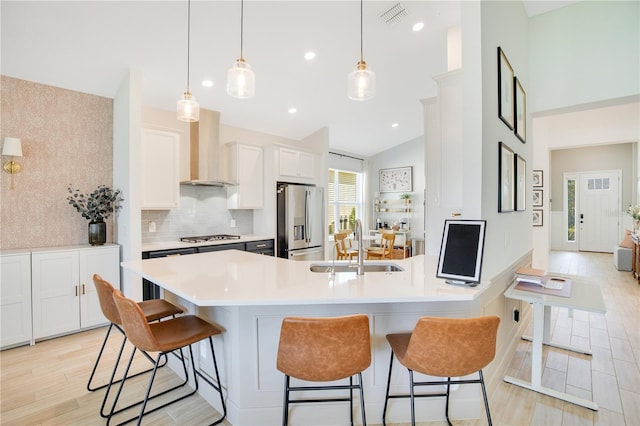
[412,22,424,32]
[391,122,399,128]
[201,80,214,88]
[304,51,316,61]
[288,107,297,114]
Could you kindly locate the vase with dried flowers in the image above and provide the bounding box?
[67,185,124,245]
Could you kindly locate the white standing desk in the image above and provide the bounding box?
[503,276,606,410]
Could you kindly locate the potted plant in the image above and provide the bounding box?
[400,193,412,204]
[67,185,123,245]
[627,205,640,233]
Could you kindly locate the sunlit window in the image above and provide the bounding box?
[328,169,363,234]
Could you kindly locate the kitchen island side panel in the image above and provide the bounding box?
[166,297,486,426]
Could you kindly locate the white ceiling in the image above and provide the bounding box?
[1,1,577,157]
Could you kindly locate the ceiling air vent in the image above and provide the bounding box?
[379,2,408,26]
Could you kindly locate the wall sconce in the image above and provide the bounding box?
[2,137,23,189]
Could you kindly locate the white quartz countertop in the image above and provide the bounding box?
[121,250,487,306]
[141,235,274,252]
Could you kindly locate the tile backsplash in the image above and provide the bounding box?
[141,185,253,243]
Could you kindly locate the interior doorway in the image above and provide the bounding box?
[568,170,621,253]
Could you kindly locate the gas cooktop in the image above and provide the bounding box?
[180,234,241,243]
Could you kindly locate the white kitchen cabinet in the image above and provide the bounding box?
[227,143,264,209]
[31,244,119,340]
[278,147,315,180]
[141,128,180,209]
[1,250,32,349]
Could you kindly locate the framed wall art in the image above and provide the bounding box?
[533,170,543,187]
[515,154,526,211]
[379,166,413,192]
[532,189,543,207]
[532,209,543,227]
[498,142,515,212]
[497,47,514,130]
[515,77,526,143]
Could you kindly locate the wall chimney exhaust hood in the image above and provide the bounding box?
[180,109,235,186]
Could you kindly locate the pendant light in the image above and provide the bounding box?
[177,0,199,122]
[227,0,255,99]
[348,0,375,101]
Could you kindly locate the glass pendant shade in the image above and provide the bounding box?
[227,59,255,99]
[177,92,200,122]
[348,61,376,101]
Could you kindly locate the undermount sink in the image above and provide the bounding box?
[309,261,404,273]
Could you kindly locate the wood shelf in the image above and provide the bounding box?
[374,199,412,213]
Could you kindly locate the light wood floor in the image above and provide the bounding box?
[1,251,638,425]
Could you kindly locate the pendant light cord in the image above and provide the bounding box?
[240,0,245,60]
[360,0,363,62]
[186,0,192,93]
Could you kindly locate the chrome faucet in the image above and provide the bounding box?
[354,219,365,275]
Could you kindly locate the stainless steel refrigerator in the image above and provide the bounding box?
[277,182,324,260]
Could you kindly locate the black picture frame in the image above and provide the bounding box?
[533,170,543,187]
[533,209,543,227]
[497,47,514,130]
[515,77,526,143]
[515,154,526,211]
[498,142,515,213]
[532,189,543,207]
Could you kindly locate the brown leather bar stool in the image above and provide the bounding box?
[276,314,371,426]
[110,289,226,426]
[89,274,184,417]
[382,315,500,426]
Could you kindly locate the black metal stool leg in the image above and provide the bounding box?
[382,350,395,426]
[105,345,191,425]
[100,330,129,417]
[349,375,354,426]
[282,375,290,426]
[358,372,366,426]
[479,370,492,426]
[409,370,416,426]
[87,323,116,391]
[91,322,171,402]
[445,378,452,426]
[205,336,227,425]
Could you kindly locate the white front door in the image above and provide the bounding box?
[578,170,621,253]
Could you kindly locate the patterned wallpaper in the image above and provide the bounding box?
[0,76,114,250]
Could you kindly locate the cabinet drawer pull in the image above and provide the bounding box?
[82,284,86,295]
[256,244,267,248]
[167,254,182,257]
[75,285,79,297]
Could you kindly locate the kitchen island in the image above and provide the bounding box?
[121,250,492,425]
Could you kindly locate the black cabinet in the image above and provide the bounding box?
[142,247,196,300]
[246,239,275,256]
[197,243,245,253]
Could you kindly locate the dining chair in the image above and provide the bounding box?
[366,231,396,259]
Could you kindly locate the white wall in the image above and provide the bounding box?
[478,1,532,280]
[529,1,639,113]
[113,69,143,300]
